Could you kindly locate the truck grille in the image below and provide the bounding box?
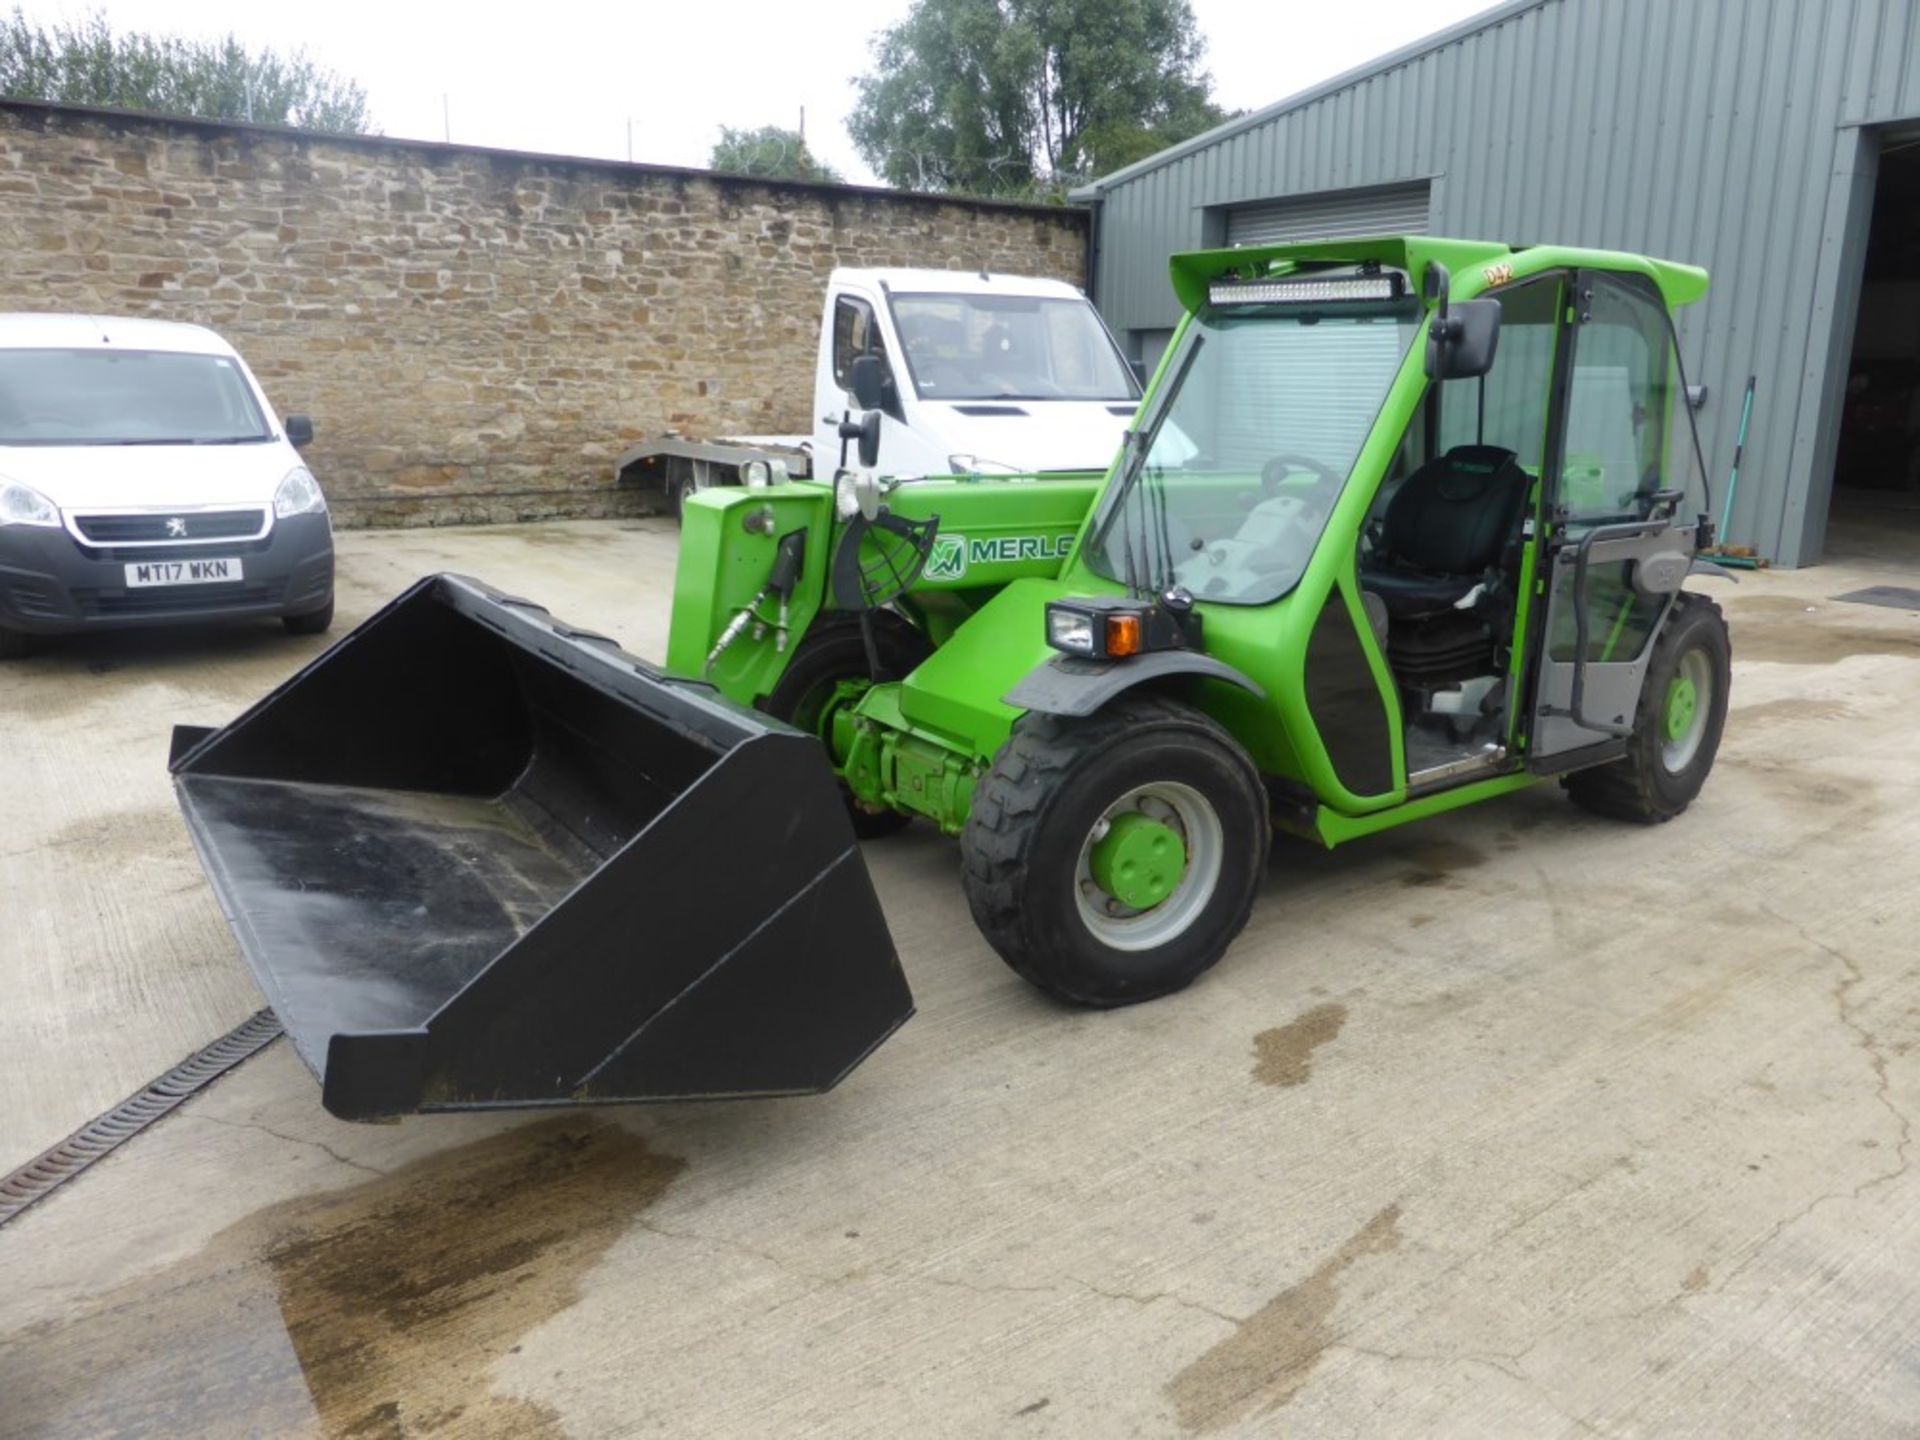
[72,509,268,544]
[75,580,286,616]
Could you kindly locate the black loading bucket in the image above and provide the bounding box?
[170,574,913,1120]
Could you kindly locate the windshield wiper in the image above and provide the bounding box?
[92,436,267,446]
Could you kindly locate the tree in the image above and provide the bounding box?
[0,8,371,133]
[849,0,1229,198]
[709,124,843,184]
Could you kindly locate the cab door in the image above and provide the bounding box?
[1527,271,1706,768]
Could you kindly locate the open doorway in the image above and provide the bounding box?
[1828,133,1920,559]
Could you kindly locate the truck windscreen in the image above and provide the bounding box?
[0,349,271,446]
[889,293,1138,403]
[1084,306,1421,606]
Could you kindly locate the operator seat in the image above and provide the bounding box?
[1364,445,1530,616]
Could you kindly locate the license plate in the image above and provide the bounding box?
[124,558,245,587]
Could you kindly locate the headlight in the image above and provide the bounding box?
[1046,607,1096,654]
[0,479,59,528]
[1046,597,1199,659]
[274,467,327,518]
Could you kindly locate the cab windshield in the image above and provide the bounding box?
[1085,305,1421,605]
[0,349,271,446]
[889,292,1138,402]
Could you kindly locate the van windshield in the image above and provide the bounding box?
[889,293,1138,402]
[0,349,272,445]
[1085,305,1421,606]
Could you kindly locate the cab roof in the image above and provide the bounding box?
[830,267,1088,299]
[0,312,239,355]
[1169,236,1709,314]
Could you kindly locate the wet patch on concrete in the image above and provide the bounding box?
[37,806,184,866]
[1732,697,1857,729]
[0,1119,684,1439]
[1681,1264,1710,1293]
[1165,1203,1402,1431]
[1731,608,1920,666]
[1722,757,1872,812]
[1393,839,1485,889]
[1251,1004,1348,1088]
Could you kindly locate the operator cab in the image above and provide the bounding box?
[1359,261,1710,788]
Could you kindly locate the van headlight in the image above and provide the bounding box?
[0,479,59,528]
[274,467,327,518]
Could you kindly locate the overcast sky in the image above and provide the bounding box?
[65,0,1499,182]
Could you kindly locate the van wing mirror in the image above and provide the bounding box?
[1425,299,1501,381]
[848,354,889,411]
[285,414,315,447]
[856,409,883,470]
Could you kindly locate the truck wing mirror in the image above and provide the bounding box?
[848,353,889,411]
[856,409,883,470]
[285,414,314,447]
[1426,299,1501,381]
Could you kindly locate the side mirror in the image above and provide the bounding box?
[1128,358,1148,387]
[848,354,889,411]
[1425,299,1501,381]
[285,414,314,447]
[856,409,882,470]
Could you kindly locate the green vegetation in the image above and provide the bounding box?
[0,8,370,133]
[849,0,1230,199]
[708,124,843,184]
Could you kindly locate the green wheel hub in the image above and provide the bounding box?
[1088,812,1186,910]
[1662,673,1698,743]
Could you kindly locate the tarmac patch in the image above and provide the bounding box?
[1164,1203,1402,1431]
[1251,1004,1347,1088]
[0,1118,684,1439]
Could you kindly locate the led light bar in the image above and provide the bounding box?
[1208,274,1406,306]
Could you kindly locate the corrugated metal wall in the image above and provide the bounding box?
[1080,0,1920,564]
[1224,181,1431,245]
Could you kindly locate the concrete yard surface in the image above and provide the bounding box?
[2,511,1918,1437]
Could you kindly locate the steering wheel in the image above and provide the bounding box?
[1260,453,1344,493]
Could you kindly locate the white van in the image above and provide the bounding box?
[0,314,333,658]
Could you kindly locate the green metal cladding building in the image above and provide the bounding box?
[1071,0,1920,566]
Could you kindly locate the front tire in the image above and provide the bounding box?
[762,612,933,839]
[283,598,334,636]
[1564,592,1730,823]
[962,695,1269,1007]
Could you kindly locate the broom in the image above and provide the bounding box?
[1704,375,1763,568]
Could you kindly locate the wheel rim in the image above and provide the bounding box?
[1073,781,1223,952]
[1660,648,1712,771]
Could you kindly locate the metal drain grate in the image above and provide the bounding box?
[1833,586,1920,611]
[0,1009,282,1228]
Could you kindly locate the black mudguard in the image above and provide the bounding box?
[1002,650,1264,718]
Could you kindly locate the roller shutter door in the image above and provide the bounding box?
[1225,182,1431,246]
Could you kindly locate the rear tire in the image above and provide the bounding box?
[283,598,334,636]
[962,695,1269,1007]
[762,612,933,839]
[0,626,29,659]
[1564,592,1730,823]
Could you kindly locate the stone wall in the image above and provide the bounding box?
[0,100,1087,525]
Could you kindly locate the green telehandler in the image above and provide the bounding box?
[172,235,1732,1116]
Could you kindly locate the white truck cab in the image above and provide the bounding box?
[811,267,1140,480]
[616,268,1141,511]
